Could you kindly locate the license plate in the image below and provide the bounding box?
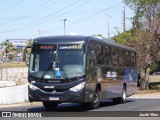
[49,97,59,101]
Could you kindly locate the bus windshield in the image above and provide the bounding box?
[29,44,85,79]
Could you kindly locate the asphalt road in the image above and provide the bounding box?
[0,98,160,118]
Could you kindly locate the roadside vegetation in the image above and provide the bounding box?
[112,0,160,90]
[0,62,27,69]
[0,39,33,68]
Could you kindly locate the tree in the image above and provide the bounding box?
[129,31,157,90]
[3,40,17,60]
[124,0,160,90]
[112,28,133,45]
[25,39,33,47]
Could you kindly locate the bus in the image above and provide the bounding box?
[28,35,137,110]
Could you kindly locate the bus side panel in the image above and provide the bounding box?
[125,68,137,96]
[101,67,124,99]
[85,82,96,102]
[86,64,137,100]
[102,67,137,99]
[84,66,97,102]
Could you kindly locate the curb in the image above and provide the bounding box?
[128,96,160,99]
[0,81,16,88]
[0,102,42,108]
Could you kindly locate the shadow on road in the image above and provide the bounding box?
[27,99,135,112]
[27,103,88,112]
[100,99,135,107]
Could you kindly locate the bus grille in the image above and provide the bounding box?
[41,88,68,93]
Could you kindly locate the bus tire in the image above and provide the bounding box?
[87,89,100,109]
[112,86,126,104]
[43,102,58,110]
[121,86,127,103]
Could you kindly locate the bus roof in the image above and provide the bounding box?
[34,35,135,51]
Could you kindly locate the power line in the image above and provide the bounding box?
[21,0,60,18]
[0,0,10,6]
[29,0,81,25]
[0,0,82,34]
[66,2,122,28]
[21,2,123,38]
[0,0,25,14]
[0,0,55,25]
[26,0,91,35]
[0,1,122,39]
[32,0,90,26]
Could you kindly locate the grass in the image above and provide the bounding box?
[149,84,160,90]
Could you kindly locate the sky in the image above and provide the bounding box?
[0,0,134,42]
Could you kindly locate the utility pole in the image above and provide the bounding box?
[122,6,126,32]
[105,14,111,39]
[60,19,67,35]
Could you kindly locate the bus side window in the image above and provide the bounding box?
[96,44,104,65]
[119,49,125,67]
[35,54,39,71]
[112,48,118,66]
[105,46,111,66]
[126,51,131,67]
[131,52,136,67]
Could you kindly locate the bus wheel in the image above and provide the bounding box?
[43,102,58,110]
[121,86,127,103]
[87,90,100,109]
[112,86,126,104]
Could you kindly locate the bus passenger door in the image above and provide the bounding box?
[85,43,96,102]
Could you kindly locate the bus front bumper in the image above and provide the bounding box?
[28,86,85,103]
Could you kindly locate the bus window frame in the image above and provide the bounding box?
[112,47,119,67]
[119,49,125,67]
[95,43,104,65]
[131,52,136,68]
[104,45,112,67]
[125,51,131,68]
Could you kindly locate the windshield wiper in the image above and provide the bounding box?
[40,61,54,80]
[62,68,68,80]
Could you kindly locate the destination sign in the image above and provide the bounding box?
[59,44,83,50]
[39,45,53,49]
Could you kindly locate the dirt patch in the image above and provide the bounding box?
[0,62,27,68]
[136,87,160,94]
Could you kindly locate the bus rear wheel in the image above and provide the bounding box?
[112,86,126,104]
[87,90,100,109]
[43,102,58,110]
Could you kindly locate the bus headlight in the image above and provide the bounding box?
[28,83,39,90]
[69,82,86,92]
